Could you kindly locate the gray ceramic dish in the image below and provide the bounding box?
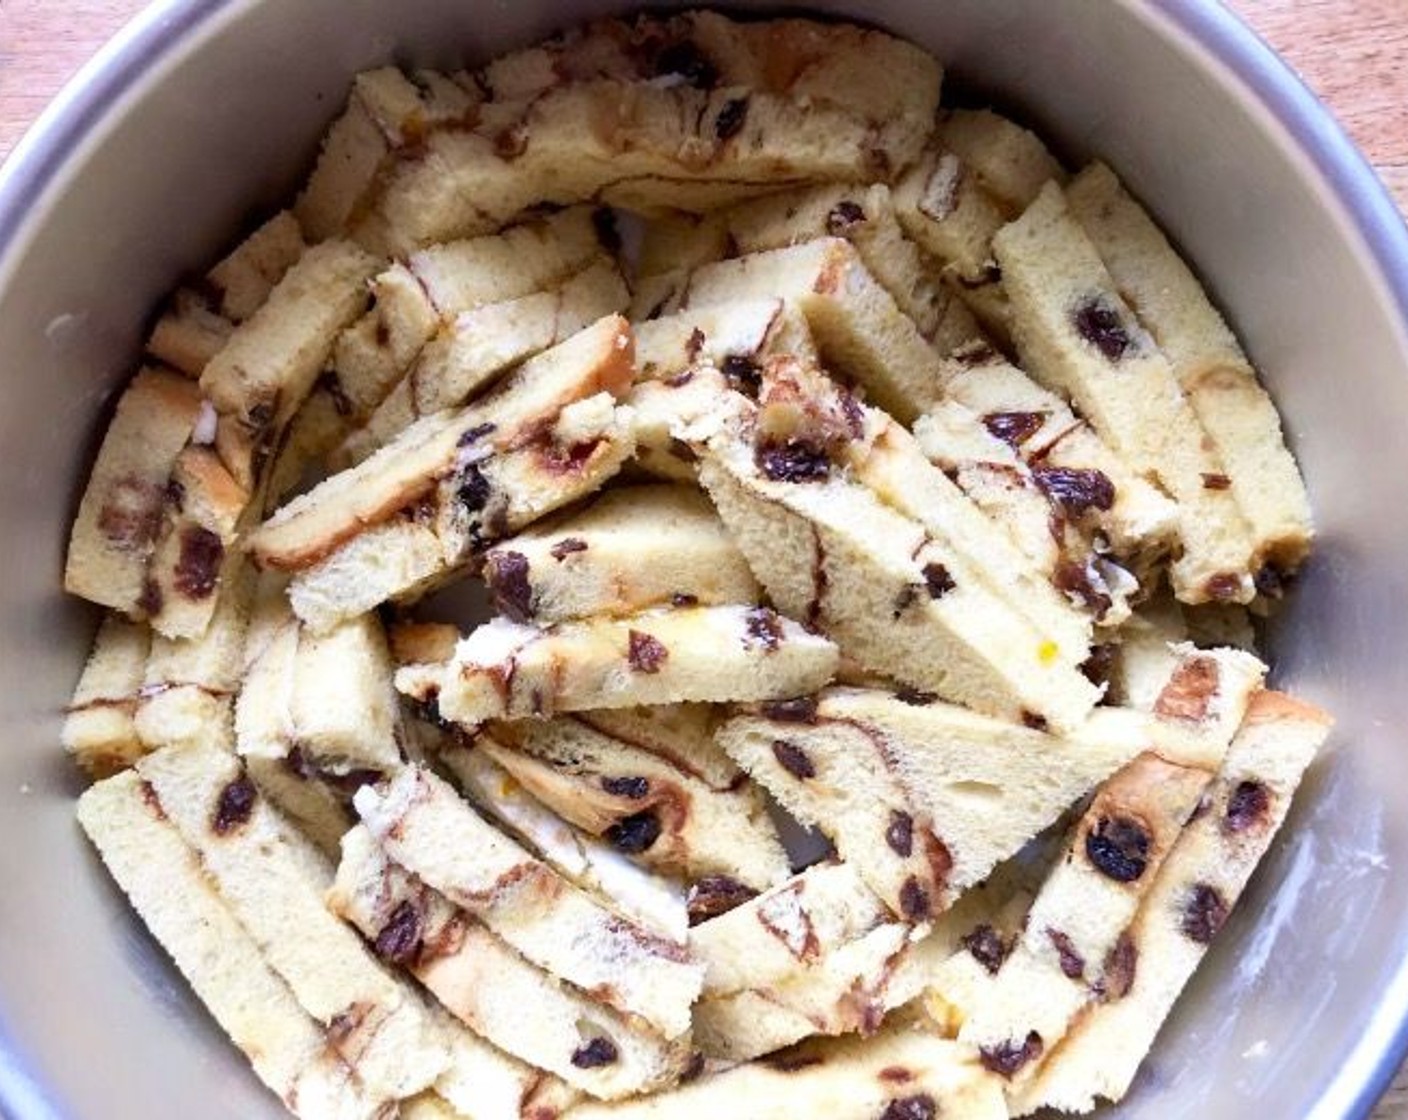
[1,1,1406,1117]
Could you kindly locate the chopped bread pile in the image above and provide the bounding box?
[60,10,1331,1119]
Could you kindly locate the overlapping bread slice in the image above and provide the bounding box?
[331,825,691,1100]
[431,728,692,943]
[247,315,637,632]
[685,375,1099,729]
[351,12,942,253]
[718,182,984,355]
[353,765,705,1039]
[994,182,1261,605]
[562,1025,1006,1120]
[1009,690,1331,1115]
[717,686,1149,922]
[146,210,307,377]
[62,615,150,776]
[480,484,759,623]
[395,603,838,725]
[927,343,1181,564]
[77,770,388,1119]
[296,66,481,243]
[135,739,448,1103]
[1066,161,1314,579]
[480,710,789,894]
[344,256,629,464]
[64,366,206,618]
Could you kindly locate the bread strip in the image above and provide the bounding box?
[482,712,788,891]
[717,687,1149,921]
[481,485,759,624]
[1010,691,1331,1114]
[287,396,636,632]
[994,183,1258,604]
[290,613,403,773]
[64,367,203,614]
[563,1028,1006,1120]
[136,742,448,1101]
[146,290,235,377]
[207,210,309,323]
[395,605,839,725]
[62,615,150,776]
[330,825,694,1099]
[355,766,705,1038]
[1066,162,1314,575]
[296,67,480,242]
[76,771,384,1119]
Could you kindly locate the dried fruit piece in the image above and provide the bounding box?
[1085,815,1151,882]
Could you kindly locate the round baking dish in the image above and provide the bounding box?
[1,1,1406,1117]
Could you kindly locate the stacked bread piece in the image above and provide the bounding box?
[61,10,1332,1120]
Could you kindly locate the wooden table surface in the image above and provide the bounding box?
[1,0,1406,1115]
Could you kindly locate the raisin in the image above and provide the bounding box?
[1080,642,1118,689]
[922,563,955,598]
[721,353,762,397]
[1224,780,1272,834]
[484,550,533,622]
[1205,572,1245,601]
[1071,295,1137,361]
[605,810,661,854]
[174,527,224,600]
[894,687,937,706]
[212,776,257,835]
[374,318,391,348]
[687,876,758,925]
[373,900,424,965]
[571,1037,619,1069]
[457,464,492,512]
[686,326,707,361]
[1181,883,1229,944]
[825,200,867,235]
[772,740,815,780]
[961,924,1011,975]
[627,630,668,673]
[137,577,164,617]
[1101,931,1138,999]
[1054,558,1113,619]
[980,1032,1043,1078]
[899,876,931,920]
[715,97,749,140]
[1085,816,1151,882]
[550,537,588,561]
[601,775,650,799]
[457,421,496,448]
[878,1067,915,1084]
[1022,710,1049,732]
[1047,928,1085,980]
[886,810,914,857]
[654,40,718,88]
[879,1095,937,1120]
[757,440,830,483]
[1202,472,1232,490]
[98,475,164,549]
[983,410,1046,449]
[592,207,622,254]
[1032,466,1116,516]
[744,607,783,651]
[760,696,818,723]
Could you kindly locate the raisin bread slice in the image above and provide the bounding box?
[562,1027,1006,1120]
[146,290,235,378]
[330,825,692,1099]
[77,770,387,1119]
[248,314,633,572]
[481,713,788,892]
[936,109,1068,219]
[136,741,447,1102]
[1010,691,1331,1115]
[344,257,629,463]
[673,238,947,423]
[717,687,1148,921]
[994,183,1259,605]
[953,751,1221,1098]
[62,615,150,776]
[1066,161,1314,576]
[689,385,1099,730]
[632,299,812,383]
[64,366,204,616]
[480,484,759,624]
[395,605,839,725]
[288,397,635,632]
[296,67,480,242]
[354,765,705,1039]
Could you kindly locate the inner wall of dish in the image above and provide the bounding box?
[1,1,1406,1117]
